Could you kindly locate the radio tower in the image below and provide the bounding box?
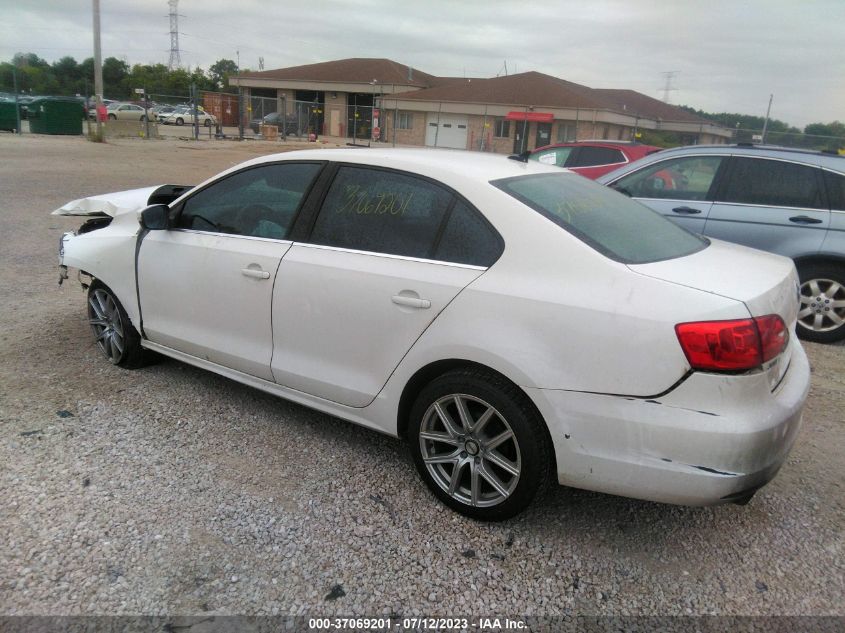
[660,71,679,103]
[168,0,182,70]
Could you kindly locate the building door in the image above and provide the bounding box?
[535,122,552,149]
[425,113,468,149]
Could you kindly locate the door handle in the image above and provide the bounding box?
[241,268,270,279]
[672,206,702,214]
[789,215,823,225]
[391,295,431,309]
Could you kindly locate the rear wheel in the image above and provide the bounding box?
[204,119,213,127]
[797,262,845,343]
[108,113,116,120]
[175,117,184,126]
[87,281,148,368]
[409,368,552,521]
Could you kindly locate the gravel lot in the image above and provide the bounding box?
[1,134,843,619]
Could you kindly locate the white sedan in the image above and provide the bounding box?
[55,149,809,520]
[160,106,216,127]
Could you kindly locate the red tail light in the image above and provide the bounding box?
[675,315,788,372]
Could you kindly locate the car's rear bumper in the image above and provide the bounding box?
[526,339,810,506]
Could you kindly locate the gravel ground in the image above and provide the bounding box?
[0,134,843,618]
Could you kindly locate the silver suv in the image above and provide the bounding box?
[598,145,845,343]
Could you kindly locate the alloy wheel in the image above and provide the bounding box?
[798,278,845,333]
[419,394,521,508]
[88,288,125,364]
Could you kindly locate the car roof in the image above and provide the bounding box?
[230,147,566,184]
[640,143,845,170]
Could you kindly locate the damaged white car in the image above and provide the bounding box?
[56,148,810,520]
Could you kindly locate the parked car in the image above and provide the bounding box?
[106,102,151,121]
[55,149,808,520]
[86,98,116,120]
[249,111,300,135]
[150,105,176,121]
[529,141,663,179]
[598,144,845,343]
[160,106,216,127]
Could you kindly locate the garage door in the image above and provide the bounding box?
[425,114,468,149]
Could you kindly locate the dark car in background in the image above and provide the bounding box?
[598,144,845,343]
[249,111,300,135]
[529,141,663,179]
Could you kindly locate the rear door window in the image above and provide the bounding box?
[717,157,825,209]
[309,166,452,259]
[493,172,707,264]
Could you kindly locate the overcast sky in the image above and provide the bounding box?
[2,0,842,128]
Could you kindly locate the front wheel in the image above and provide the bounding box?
[204,119,213,127]
[797,263,845,343]
[108,114,116,120]
[87,281,147,368]
[409,368,552,521]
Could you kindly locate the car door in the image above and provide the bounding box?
[137,162,324,380]
[703,156,830,257]
[271,165,503,407]
[605,154,728,233]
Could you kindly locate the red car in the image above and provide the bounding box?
[529,141,663,179]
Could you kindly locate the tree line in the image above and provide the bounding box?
[0,53,240,100]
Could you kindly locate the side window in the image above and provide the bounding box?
[531,147,573,167]
[176,163,321,238]
[310,167,452,259]
[611,155,723,201]
[718,158,824,209]
[824,170,845,211]
[570,146,625,167]
[434,200,502,266]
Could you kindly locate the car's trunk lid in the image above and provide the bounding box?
[629,239,799,388]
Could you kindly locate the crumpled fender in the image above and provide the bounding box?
[52,185,166,217]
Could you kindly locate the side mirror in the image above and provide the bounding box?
[141,204,169,230]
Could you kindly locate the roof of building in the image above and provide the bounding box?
[391,71,607,109]
[235,57,437,88]
[593,89,710,124]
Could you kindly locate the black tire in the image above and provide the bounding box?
[796,262,845,343]
[108,113,116,120]
[408,368,553,521]
[86,280,149,368]
[140,115,146,122]
[175,117,184,126]
[204,119,213,127]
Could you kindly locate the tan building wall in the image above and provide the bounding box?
[384,110,426,146]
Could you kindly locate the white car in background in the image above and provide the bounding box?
[55,149,809,520]
[159,106,216,127]
[106,102,151,121]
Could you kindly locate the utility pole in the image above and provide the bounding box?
[761,94,774,144]
[92,0,104,142]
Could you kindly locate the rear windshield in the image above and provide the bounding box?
[492,172,708,264]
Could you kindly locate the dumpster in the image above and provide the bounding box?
[0,101,18,132]
[28,97,83,135]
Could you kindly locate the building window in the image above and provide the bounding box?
[556,123,576,142]
[494,119,510,138]
[397,112,413,130]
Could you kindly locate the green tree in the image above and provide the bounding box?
[209,58,238,90]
